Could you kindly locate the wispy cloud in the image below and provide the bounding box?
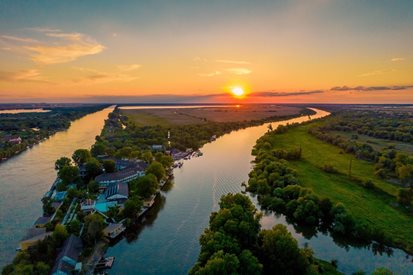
[358,69,395,77]
[1,35,39,43]
[198,71,221,77]
[0,69,49,83]
[117,64,141,71]
[215,59,250,65]
[252,90,324,97]
[391,57,404,62]
[225,67,252,75]
[331,85,413,91]
[2,28,105,65]
[72,67,138,84]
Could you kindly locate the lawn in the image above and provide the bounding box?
[269,123,400,197]
[267,122,413,251]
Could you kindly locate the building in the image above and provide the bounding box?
[51,235,83,275]
[19,228,52,250]
[80,199,96,213]
[151,144,164,151]
[103,223,126,239]
[105,182,128,202]
[6,136,22,144]
[53,191,68,202]
[95,162,147,186]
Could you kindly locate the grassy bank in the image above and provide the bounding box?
[260,121,413,253]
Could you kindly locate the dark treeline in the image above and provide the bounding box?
[190,193,341,275]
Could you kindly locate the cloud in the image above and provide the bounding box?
[391,57,404,62]
[72,67,138,84]
[2,28,105,65]
[215,59,250,65]
[198,71,221,77]
[1,35,39,43]
[358,69,395,77]
[225,67,252,75]
[252,90,324,97]
[330,85,413,91]
[117,64,141,71]
[0,69,49,83]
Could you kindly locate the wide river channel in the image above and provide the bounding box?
[0,106,412,274]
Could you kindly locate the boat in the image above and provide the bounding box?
[94,256,115,271]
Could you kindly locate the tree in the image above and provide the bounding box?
[58,165,80,184]
[54,157,71,171]
[146,161,166,181]
[87,180,99,193]
[130,174,159,199]
[142,150,153,163]
[103,160,116,173]
[52,224,68,246]
[91,143,106,157]
[67,219,81,235]
[258,224,309,275]
[123,197,143,219]
[398,188,412,207]
[84,213,105,245]
[72,149,91,165]
[85,158,102,179]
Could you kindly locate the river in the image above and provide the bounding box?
[105,108,413,274]
[0,106,114,268]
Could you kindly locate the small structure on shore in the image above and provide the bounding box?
[103,223,126,240]
[51,235,83,275]
[33,216,51,228]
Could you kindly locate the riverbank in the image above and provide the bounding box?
[247,118,413,258]
[0,107,114,269]
[0,105,108,164]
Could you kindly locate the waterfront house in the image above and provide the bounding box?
[19,228,52,250]
[51,235,83,275]
[105,182,128,202]
[95,162,147,187]
[103,223,126,239]
[6,136,22,144]
[33,216,51,228]
[80,199,96,213]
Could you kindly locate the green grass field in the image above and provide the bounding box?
[267,122,413,251]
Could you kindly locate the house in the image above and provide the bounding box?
[105,182,128,202]
[51,235,83,275]
[103,223,126,239]
[80,199,96,213]
[95,162,147,187]
[33,216,51,228]
[19,228,52,250]
[6,136,22,144]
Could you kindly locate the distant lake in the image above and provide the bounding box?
[0,108,51,114]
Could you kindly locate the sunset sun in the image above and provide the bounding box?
[231,86,245,97]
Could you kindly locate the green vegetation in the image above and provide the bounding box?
[0,105,107,162]
[190,193,342,275]
[248,115,413,255]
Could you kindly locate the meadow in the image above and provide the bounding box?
[263,121,413,252]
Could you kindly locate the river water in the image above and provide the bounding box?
[105,108,413,275]
[0,106,114,268]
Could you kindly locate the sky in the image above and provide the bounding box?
[0,0,412,103]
